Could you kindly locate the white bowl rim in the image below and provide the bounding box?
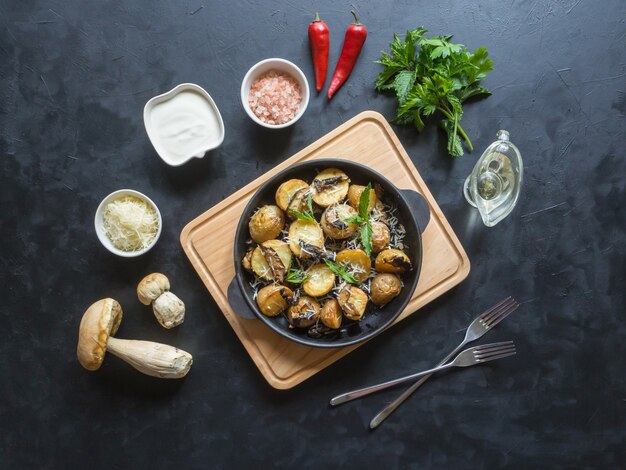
[241,58,310,129]
[143,82,225,167]
[94,189,162,257]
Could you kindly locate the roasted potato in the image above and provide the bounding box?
[337,286,368,321]
[288,219,324,258]
[287,296,321,328]
[375,248,413,274]
[371,221,391,253]
[256,285,293,317]
[320,299,342,329]
[242,249,253,272]
[370,273,402,306]
[335,249,371,282]
[302,263,335,297]
[311,168,350,207]
[371,200,388,224]
[249,205,285,243]
[275,179,308,211]
[286,187,312,219]
[251,240,292,281]
[321,204,358,239]
[347,184,377,213]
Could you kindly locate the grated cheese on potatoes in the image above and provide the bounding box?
[102,195,159,252]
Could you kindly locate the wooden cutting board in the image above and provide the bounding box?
[180,111,470,389]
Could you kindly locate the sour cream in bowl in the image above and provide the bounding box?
[144,83,225,166]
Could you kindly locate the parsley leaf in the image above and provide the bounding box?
[342,183,374,256]
[288,209,315,222]
[324,259,359,284]
[344,214,365,224]
[358,183,372,219]
[288,194,316,222]
[286,268,309,284]
[375,27,493,158]
[360,221,373,257]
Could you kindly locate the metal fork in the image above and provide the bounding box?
[331,297,518,407]
[369,296,519,428]
[367,341,516,383]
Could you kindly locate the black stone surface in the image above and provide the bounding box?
[1,1,624,468]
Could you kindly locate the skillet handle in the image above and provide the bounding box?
[227,277,257,320]
[400,189,430,234]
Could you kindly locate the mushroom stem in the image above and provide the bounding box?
[106,337,193,379]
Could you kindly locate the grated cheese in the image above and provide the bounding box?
[102,195,159,252]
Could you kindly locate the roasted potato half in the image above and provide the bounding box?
[375,248,413,274]
[286,187,312,220]
[370,273,402,306]
[256,285,293,317]
[288,219,324,258]
[320,299,342,329]
[371,221,391,253]
[337,286,368,321]
[302,263,335,297]
[347,184,377,213]
[251,240,292,281]
[335,249,371,282]
[321,204,358,239]
[287,296,321,328]
[275,179,309,211]
[249,205,285,243]
[311,168,350,207]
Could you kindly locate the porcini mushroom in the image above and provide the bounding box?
[77,298,192,379]
[136,273,185,329]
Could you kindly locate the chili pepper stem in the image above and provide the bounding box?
[314,12,320,22]
[351,10,361,25]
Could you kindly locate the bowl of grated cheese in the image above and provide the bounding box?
[94,189,162,257]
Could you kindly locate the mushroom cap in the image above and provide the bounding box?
[137,273,170,305]
[77,298,123,371]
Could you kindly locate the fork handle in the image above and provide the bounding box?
[330,361,456,406]
[369,341,467,428]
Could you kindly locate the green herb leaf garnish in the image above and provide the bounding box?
[324,259,359,284]
[360,221,373,257]
[375,28,493,157]
[342,183,373,256]
[358,183,372,219]
[289,194,317,222]
[285,268,310,284]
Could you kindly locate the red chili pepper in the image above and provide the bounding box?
[308,12,329,92]
[327,11,367,100]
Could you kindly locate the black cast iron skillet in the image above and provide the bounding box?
[227,159,430,348]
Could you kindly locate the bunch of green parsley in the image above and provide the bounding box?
[375,27,493,157]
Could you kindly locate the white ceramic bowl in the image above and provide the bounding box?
[241,58,310,129]
[94,189,162,257]
[144,83,225,166]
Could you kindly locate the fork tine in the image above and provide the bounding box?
[474,346,516,359]
[483,300,519,327]
[476,350,517,363]
[473,341,514,352]
[479,297,513,322]
[473,342,515,356]
[481,297,516,323]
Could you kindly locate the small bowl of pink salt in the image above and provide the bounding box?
[241,58,309,129]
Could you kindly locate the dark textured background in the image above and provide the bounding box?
[1,0,625,468]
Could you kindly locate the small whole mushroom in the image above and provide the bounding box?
[77,298,192,379]
[137,273,185,329]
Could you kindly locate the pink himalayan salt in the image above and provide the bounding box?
[248,70,302,125]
